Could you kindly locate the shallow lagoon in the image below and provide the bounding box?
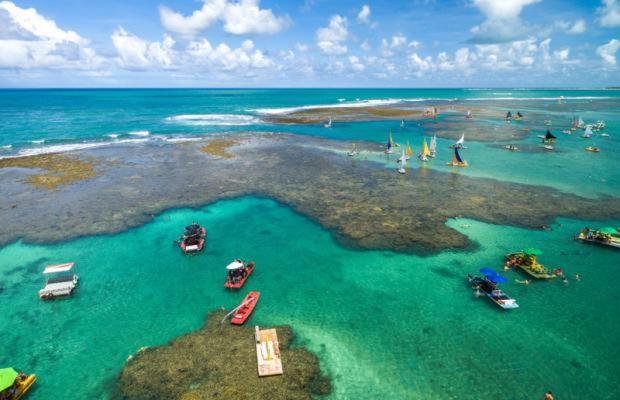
[1,197,618,399]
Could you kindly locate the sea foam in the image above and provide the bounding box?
[165,114,261,126]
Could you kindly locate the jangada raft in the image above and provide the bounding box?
[468,268,518,310]
[38,262,79,300]
[447,146,468,167]
[504,249,557,279]
[224,260,256,289]
[178,222,206,254]
[0,368,36,400]
[577,227,620,249]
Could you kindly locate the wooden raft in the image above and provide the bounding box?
[255,326,283,377]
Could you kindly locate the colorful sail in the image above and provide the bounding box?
[405,141,413,157]
[454,147,464,163]
[421,138,430,157]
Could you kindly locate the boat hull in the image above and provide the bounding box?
[577,234,620,249]
[13,374,36,400]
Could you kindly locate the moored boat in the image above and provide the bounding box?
[429,135,437,157]
[324,118,332,128]
[397,147,407,174]
[585,146,600,153]
[450,133,465,149]
[405,141,413,159]
[447,146,468,167]
[231,291,260,325]
[505,111,512,121]
[385,131,394,154]
[505,144,518,151]
[468,268,518,310]
[38,262,79,300]
[179,222,206,253]
[577,227,620,249]
[504,250,557,279]
[225,260,256,289]
[418,137,431,162]
[0,368,36,400]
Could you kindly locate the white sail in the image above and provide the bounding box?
[583,125,592,138]
[456,134,465,146]
[430,135,437,155]
[399,147,407,163]
[324,118,332,128]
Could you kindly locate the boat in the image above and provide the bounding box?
[465,109,472,119]
[418,137,431,162]
[544,119,552,126]
[562,129,572,134]
[592,120,605,130]
[585,146,600,153]
[504,250,557,279]
[324,118,332,128]
[0,368,36,400]
[576,227,620,249]
[450,133,465,149]
[543,145,554,151]
[38,263,79,300]
[230,291,260,325]
[397,147,407,174]
[224,260,256,289]
[601,133,610,138]
[542,130,557,143]
[577,117,586,129]
[447,147,468,167]
[385,131,394,154]
[405,141,413,159]
[347,143,359,156]
[582,125,592,138]
[429,135,437,157]
[505,111,512,121]
[514,112,523,121]
[179,222,206,253]
[468,269,518,310]
[400,119,405,128]
[255,326,283,376]
[505,144,518,151]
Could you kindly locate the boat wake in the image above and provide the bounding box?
[165,114,261,126]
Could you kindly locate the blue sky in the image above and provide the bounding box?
[0,0,618,87]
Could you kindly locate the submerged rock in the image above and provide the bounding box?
[115,310,330,400]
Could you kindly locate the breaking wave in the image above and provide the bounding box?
[165,114,261,126]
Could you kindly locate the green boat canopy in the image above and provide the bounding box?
[0,368,18,391]
[524,248,542,255]
[598,227,618,235]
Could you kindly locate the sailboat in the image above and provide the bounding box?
[324,118,332,128]
[400,119,405,128]
[398,147,407,174]
[405,141,413,160]
[385,131,394,154]
[429,135,437,157]
[543,130,557,143]
[505,111,512,121]
[418,137,431,162]
[347,143,359,156]
[582,125,592,138]
[447,147,468,167]
[451,133,465,149]
[465,109,472,119]
[577,117,585,129]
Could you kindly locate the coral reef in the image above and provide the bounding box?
[116,310,330,400]
[0,154,97,189]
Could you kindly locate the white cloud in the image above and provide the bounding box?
[159,0,288,36]
[0,1,103,69]
[295,43,308,52]
[361,40,371,51]
[348,55,365,72]
[381,34,407,56]
[187,38,274,70]
[357,5,371,24]
[470,0,542,43]
[554,48,570,61]
[111,27,176,70]
[598,0,620,27]
[555,19,586,34]
[408,53,433,77]
[316,15,348,54]
[596,39,620,65]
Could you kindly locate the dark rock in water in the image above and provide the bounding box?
[116,310,330,400]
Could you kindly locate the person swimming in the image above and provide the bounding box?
[544,391,554,400]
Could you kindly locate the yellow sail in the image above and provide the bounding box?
[405,141,413,157]
[388,130,394,146]
[422,138,430,157]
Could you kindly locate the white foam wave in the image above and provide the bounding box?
[31,139,45,144]
[166,114,261,126]
[253,99,405,115]
[465,96,614,101]
[108,134,119,139]
[162,136,204,143]
[1,144,12,149]
[129,130,150,136]
[5,139,149,159]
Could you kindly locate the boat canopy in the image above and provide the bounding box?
[599,227,618,235]
[43,262,75,274]
[226,261,245,270]
[479,268,507,283]
[524,248,542,256]
[545,130,557,139]
[0,368,18,391]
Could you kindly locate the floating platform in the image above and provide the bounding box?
[255,327,283,377]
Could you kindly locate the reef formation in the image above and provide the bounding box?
[116,310,330,400]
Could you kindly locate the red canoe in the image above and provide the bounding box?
[224,261,256,289]
[231,291,260,325]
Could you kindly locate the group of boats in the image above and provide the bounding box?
[471,226,619,311]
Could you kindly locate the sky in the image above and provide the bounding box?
[0,0,618,87]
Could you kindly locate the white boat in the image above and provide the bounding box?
[577,117,585,129]
[582,125,592,138]
[593,120,605,130]
[465,109,472,119]
[601,133,610,138]
[38,263,79,300]
[429,135,437,157]
[398,148,407,174]
[324,118,332,128]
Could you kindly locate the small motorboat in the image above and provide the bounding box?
[0,368,36,400]
[38,263,79,300]
[468,269,518,310]
[585,146,600,153]
[179,223,206,254]
[544,120,552,126]
[231,291,260,325]
[224,260,256,289]
[505,144,518,151]
[576,227,620,249]
[543,145,554,151]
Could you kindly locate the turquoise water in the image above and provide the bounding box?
[1,197,618,399]
[1,89,619,399]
